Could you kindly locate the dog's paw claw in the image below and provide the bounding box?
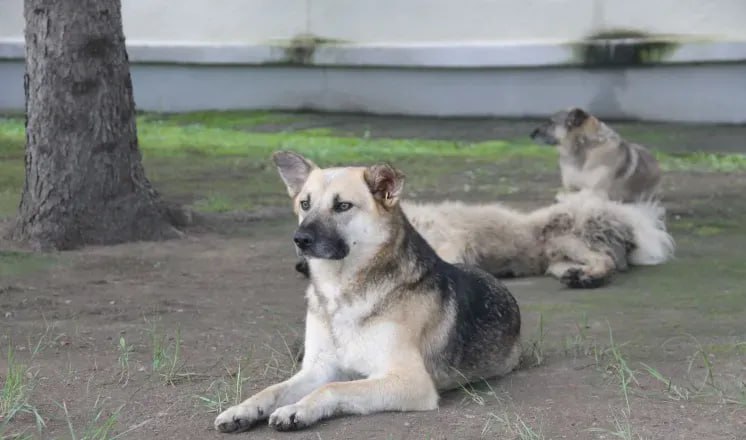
[214,405,262,433]
[560,268,609,289]
[269,405,311,431]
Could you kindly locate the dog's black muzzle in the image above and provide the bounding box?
[529,125,558,146]
[293,221,349,260]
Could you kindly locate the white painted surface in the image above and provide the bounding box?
[1,0,746,43]
[2,0,746,122]
[3,58,744,123]
[3,40,746,68]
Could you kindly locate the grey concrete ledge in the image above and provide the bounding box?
[2,38,746,67]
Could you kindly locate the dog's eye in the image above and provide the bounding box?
[300,199,310,211]
[334,202,353,213]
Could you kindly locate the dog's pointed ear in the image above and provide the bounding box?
[364,164,405,209]
[272,151,318,198]
[566,108,589,128]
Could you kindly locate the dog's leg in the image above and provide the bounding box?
[545,235,615,288]
[268,364,438,431]
[214,313,337,433]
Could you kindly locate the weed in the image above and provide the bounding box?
[58,396,142,440]
[117,336,134,385]
[521,313,545,368]
[640,363,692,401]
[0,346,45,433]
[483,412,544,439]
[563,313,597,358]
[604,323,639,412]
[146,321,192,385]
[262,331,303,379]
[195,360,250,413]
[587,407,640,440]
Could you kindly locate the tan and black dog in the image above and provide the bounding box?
[531,108,662,203]
[214,151,521,433]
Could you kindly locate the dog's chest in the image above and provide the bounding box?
[328,309,396,376]
[310,275,398,376]
[559,156,588,189]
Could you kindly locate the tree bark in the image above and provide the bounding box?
[11,0,181,250]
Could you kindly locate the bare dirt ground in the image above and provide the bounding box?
[1,115,745,440]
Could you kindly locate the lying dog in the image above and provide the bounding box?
[297,191,674,289]
[531,108,662,203]
[215,152,521,433]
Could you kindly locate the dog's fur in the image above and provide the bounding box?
[404,191,674,288]
[298,191,674,289]
[531,108,662,203]
[215,152,521,433]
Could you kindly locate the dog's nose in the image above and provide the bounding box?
[293,230,314,250]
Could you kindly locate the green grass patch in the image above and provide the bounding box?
[0,346,45,435]
[0,251,56,278]
[1,114,554,163]
[657,151,746,172]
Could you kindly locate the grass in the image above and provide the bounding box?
[195,360,250,414]
[482,412,544,440]
[521,313,546,368]
[147,321,192,385]
[587,408,640,440]
[0,251,55,279]
[603,323,639,412]
[0,346,45,434]
[0,115,551,163]
[117,336,134,385]
[58,396,146,440]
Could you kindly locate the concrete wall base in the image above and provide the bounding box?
[2,40,745,123]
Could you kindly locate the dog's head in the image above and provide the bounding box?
[272,151,405,261]
[530,107,593,146]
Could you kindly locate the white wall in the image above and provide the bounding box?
[1,0,746,44]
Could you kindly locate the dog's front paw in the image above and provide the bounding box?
[269,404,315,431]
[214,404,264,433]
[560,267,609,289]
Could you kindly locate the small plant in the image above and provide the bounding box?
[117,336,134,385]
[147,321,191,385]
[58,396,142,440]
[483,412,544,440]
[195,361,250,413]
[604,323,638,412]
[262,331,303,379]
[640,363,692,402]
[521,313,545,368]
[0,346,45,433]
[587,407,640,440]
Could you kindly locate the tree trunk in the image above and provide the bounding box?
[11,0,182,250]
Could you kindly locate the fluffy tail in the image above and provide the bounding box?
[619,200,675,266]
[556,190,675,266]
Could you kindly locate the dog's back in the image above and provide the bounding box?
[429,260,522,388]
[611,142,661,202]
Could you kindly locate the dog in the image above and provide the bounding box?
[530,107,662,203]
[297,191,674,289]
[214,151,521,433]
[405,191,674,288]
